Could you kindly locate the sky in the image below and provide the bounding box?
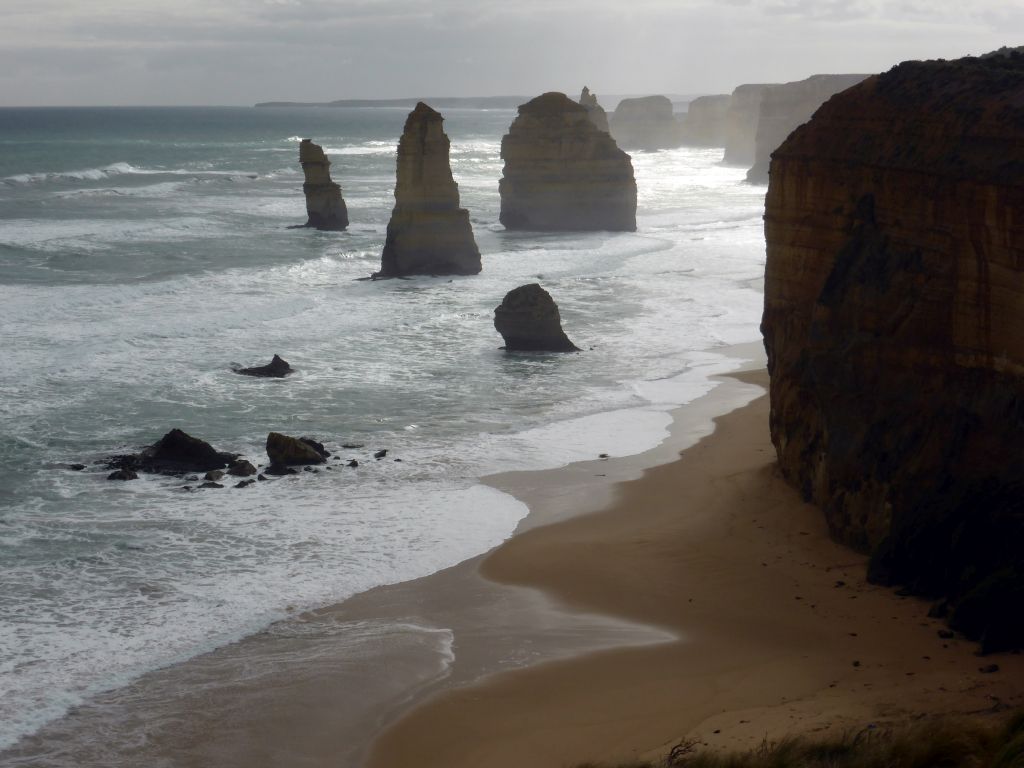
[1,0,1021,106]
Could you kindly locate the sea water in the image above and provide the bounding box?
[0,106,768,752]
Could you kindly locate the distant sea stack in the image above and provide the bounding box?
[678,94,732,147]
[609,95,683,150]
[499,92,636,232]
[494,284,579,352]
[762,53,1024,650]
[578,86,610,132]
[746,74,869,184]
[376,102,481,277]
[722,84,775,166]
[299,139,348,230]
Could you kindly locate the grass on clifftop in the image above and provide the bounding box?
[580,713,1024,768]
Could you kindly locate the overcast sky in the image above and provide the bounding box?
[1,0,1021,106]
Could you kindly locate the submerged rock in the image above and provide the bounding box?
[609,95,683,150]
[499,92,636,232]
[299,139,349,231]
[266,432,328,466]
[494,284,579,352]
[227,459,257,477]
[375,102,481,277]
[107,469,138,481]
[578,86,609,133]
[234,354,294,378]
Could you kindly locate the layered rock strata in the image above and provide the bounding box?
[376,102,481,277]
[299,139,349,230]
[679,94,732,147]
[499,92,636,231]
[494,284,579,352]
[722,83,775,166]
[761,53,1024,650]
[746,74,868,184]
[609,95,683,150]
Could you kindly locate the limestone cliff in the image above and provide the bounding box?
[499,92,636,232]
[746,74,868,184]
[679,94,732,147]
[722,84,774,166]
[578,86,610,133]
[298,139,348,230]
[609,95,683,150]
[376,102,481,277]
[761,54,1024,650]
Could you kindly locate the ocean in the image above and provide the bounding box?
[0,105,767,757]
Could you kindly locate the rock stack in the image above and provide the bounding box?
[494,284,579,352]
[609,95,683,150]
[761,52,1024,650]
[578,86,610,133]
[678,94,732,147]
[722,84,775,166]
[375,102,481,277]
[298,139,348,230]
[499,92,636,232]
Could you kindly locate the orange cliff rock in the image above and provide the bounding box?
[761,53,1024,651]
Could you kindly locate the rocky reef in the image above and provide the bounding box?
[746,74,868,184]
[761,53,1024,650]
[105,429,237,476]
[722,84,775,166]
[578,86,609,133]
[299,139,349,230]
[493,284,579,352]
[609,95,683,150]
[678,94,732,147]
[499,92,636,231]
[375,102,481,277]
[233,354,293,378]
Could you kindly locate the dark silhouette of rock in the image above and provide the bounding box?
[69,463,86,471]
[762,52,1024,651]
[299,139,349,231]
[494,284,579,352]
[204,470,224,482]
[199,481,224,489]
[609,95,683,150]
[298,437,330,458]
[499,92,636,232]
[578,86,609,132]
[105,429,236,476]
[235,479,256,489]
[107,469,138,481]
[234,354,294,378]
[679,94,732,147]
[227,459,257,477]
[266,432,327,466]
[374,449,387,459]
[374,102,481,277]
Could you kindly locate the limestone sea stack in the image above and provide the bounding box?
[761,53,1024,650]
[494,284,579,352]
[722,83,775,166]
[499,92,636,232]
[375,102,481,277]
[678,94,732,147]
[609,95,683,150]
[578,86,609,132]
[746,74,869,184]
[299,139,348,230]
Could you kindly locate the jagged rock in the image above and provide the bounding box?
[105,429,236,475]
[107,469,138,481]
[298,437,330,458]
[722,83,775,166]
[204,470,224,482]
[679,94,732,147]
[609,95,683,150]
[235,479,256,489]
[374,102,481,277]
[299,139,349,231]
[499,92,636,232]
[578,86,609,132]
[264,464,297,476]
[746,74,868,184]
[762,52,1024,651]
[234,354,294,378]
[266,432,327,466]
[199,481,224,489]
[494,284,579,352]
[227,459,257,477]
[373,449,387,459]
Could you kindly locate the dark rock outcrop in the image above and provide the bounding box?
[494,284,579,352]
[299,139,349,231]
[375,102,481,277]
[746,74,869,184]
[578,86,609,133]
[266,433,328,466]
[679,94,732,147]
[609,95,683,150]
[761,53,1024,651]
[233,354,294,378]
[722,84,775,166]
[499,92,636,232]
[105,429,236,476]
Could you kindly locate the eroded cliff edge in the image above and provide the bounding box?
[761,54,1024,651]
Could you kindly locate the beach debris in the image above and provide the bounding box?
[494,284,579,352]
[233,354,294,378]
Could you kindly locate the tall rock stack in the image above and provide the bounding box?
[722,83,775,166]
[376,102,481,277]
[761,53,1024,650]
[679,94,732,147]
[499,92,636,232]
[298,139,348,230]
[578,86,610,133]
[609,95,684,150]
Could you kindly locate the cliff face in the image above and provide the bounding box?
[578,86,610,133]
[499,92,636,232]
[377,102,481,277]
[762,54,1024,650]
[299,139,349,230]
[679,94,732,147]
[722,84,774,166]
[609,95,683,150]
[746,74,868,184]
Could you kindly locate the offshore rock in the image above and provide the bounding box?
[105,429,236,475]
[578,86,609,133]
[494,284,579,352]
[299,139,349,231]
[746,74,869,184]
[609,95,683,150]
[679,94,732,147]
[233,354,294,378]
[722,83,775,166]
[761,53,1024,651]
[376,102,481,277]
[499,92,636,231]
[266,432,328,466]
